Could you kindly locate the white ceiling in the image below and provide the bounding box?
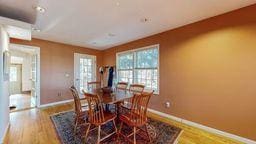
[1,0,256,50]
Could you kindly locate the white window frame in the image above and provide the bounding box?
[116,44,160,94]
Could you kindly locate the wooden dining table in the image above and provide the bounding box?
[84,88,134,120]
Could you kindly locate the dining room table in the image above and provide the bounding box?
[83,87,134,121]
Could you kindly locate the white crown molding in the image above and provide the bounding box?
[148,108,256,144]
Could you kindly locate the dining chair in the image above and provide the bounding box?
[116,82,128,91]
[111,82,128,113]
[129,84,145,94]
[84,92,118,144]
[70,86,89,134]
[119,91,154,144]
[121,84,145,111]
[87,81,101,90]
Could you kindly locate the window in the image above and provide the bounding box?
[117,44,159,93]
[117,52,133,84]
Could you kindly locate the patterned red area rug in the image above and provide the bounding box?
[51,111,182,144]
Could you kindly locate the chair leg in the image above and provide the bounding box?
[74,117,78,134]
[85,123,91,142]
[133,127,136,144]
[145,124,151,142]
[113,120,118,133]
[118,121,123,135]
[97,125,101,144]
[111,119,118,142]
[118,121,123,141]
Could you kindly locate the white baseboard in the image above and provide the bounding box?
[148,109,256,144]
[38,99,73,108]
[0,122,10,144]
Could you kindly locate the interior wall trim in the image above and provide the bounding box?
[38,99,73,108]
[1,122,10,144]
[148,108,256,144]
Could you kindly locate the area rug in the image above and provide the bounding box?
[50,111,182,144]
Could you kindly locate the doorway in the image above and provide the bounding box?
[9,44,40,112]
[9,64,22,94]
[74,53,96,96]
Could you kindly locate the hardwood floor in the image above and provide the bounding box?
[148,113,243,144]
[10,93,35,112]
[4,103,243,144]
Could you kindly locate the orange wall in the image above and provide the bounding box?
[11,38,103,105]
[102,5,256,140]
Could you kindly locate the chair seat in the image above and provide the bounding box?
[103,111,116,121]
[89,111,116,126]
[120,111,147,127]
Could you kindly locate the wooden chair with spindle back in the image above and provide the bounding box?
[112,82,129,113]
[87,81,101,90]
[119,91,154,144]
[121,84,145,110]
[70,86,89,134]
[116,82,128,91]
[84,92,118,144]
[129,84,145,94]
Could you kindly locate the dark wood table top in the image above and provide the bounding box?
[84,88,134,104]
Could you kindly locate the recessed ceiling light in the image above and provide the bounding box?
[32,27,41,32]
[108,33,116,37]
[116,2,120,6]
[35,6,46,13]
[140,18,149,23]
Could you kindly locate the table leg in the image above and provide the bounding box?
[105,104,110,112]
[116,102,121,124]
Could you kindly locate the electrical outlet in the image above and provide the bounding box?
[165,102,171,108]
[58,92,62,97]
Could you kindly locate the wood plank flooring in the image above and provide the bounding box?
[10,93,35,112]
[3,103,243,144]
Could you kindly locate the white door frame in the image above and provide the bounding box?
[9,44,41,107]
